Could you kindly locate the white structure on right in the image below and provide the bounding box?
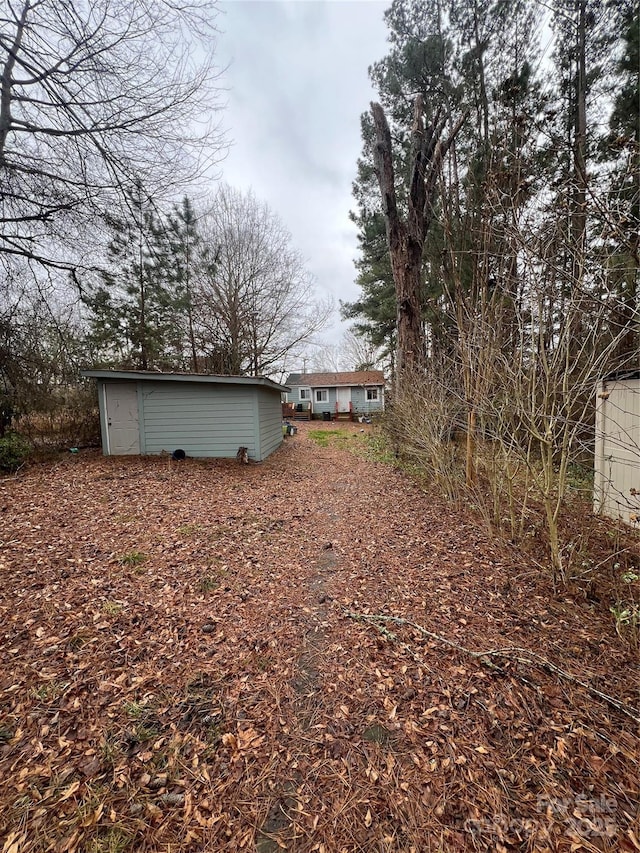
[594,370,640,524]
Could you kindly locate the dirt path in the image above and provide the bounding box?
[0,424,637,852]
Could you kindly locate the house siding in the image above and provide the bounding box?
[311,387,337,415]
[288,384,384,416]
[290,386,311,404]
[140,381,257,459]
[350,386,384,414]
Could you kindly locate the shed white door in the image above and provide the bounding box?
[595,378,640,522]
[336,387,351,412]
[105,383,140,455]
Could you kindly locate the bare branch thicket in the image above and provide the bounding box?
[305,342,344,374]
[0,268,88,415]
[0,0,226,275]
[392,144,639,583]
[340,330,386,372]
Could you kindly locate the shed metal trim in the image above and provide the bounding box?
[82,369,289,393]
[601,369,640,383]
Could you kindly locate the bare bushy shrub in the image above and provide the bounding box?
[17,386,100,450]
[385,374,466,503]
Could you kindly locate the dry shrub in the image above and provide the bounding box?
[384,378,640,648]
[387,381,532,539]
[384,378,465,503]
[0,432,32,472]
[469,437,535,543]
[17,386,100,450]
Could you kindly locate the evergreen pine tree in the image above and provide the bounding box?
[83,182,189,370]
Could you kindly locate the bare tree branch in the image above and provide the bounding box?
[0,0,226,274]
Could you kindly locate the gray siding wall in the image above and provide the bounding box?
[288,384,384,415]
[289,386,311,405]
[256,387,283,460]
[140,381,257,458]
[351,386,384,414]
[311,387,336,415]
[296,385,384,415]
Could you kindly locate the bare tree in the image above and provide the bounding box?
[306,341,343,373]
[340,329,384,371]
[0,0,225,274]
[0,265,85,416]
[301,329,386,374]
[194,185,331,376]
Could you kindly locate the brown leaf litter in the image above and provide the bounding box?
[0,422,638,852]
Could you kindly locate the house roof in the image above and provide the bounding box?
[285,370,385,388]
[82,369,289,393]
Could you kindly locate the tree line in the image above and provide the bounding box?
[1,182,328,417]
[345,0,638,581]
[83,184,329,377]
[0,1,327,423]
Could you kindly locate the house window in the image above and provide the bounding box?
[315,389,328,402]
[366,388,379,401]
[300,388,310,400]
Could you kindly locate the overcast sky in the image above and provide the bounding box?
[215,0,390,348]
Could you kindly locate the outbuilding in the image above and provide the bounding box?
[82,370,289,462]
[594,369,640,524]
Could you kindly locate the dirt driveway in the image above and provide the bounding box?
[0,423,637,852]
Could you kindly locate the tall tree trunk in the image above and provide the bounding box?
[389,231,424,379]
[571,0,587,302]
[370,97,464,389]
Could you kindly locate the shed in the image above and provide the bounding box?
[594,369,640,523]
[82,370,289,462]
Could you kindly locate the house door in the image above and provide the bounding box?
[105,383,140,455]
[336,387,351,413]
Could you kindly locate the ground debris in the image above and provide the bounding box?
[0,425,637,852]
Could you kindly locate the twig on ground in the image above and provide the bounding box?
[344,610,640,725]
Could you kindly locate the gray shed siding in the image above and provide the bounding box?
[256,387,283,460]
[94,377,284,461]
[140,381,259,459]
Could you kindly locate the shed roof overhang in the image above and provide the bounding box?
[601,369,640,383]
[81,369,290,394]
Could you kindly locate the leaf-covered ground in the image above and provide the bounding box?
[0,423,638,853]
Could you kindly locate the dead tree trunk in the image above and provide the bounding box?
[370,97,464,388]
